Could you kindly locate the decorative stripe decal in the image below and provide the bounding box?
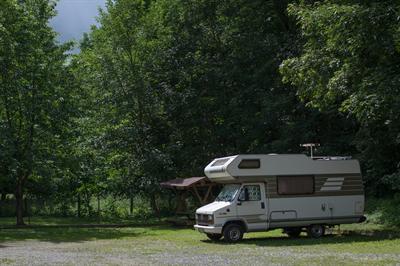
[323,181,343,186]
[320,177,344,191]
[325,177,345,182]
[320,186,341,191]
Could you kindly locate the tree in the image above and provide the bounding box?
[75,0,175,212]
[0,0,76,225]
[280,1,400,194]
[76,0,363,209]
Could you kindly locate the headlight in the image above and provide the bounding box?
[196,213,214,225]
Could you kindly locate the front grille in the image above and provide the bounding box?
[196,214,213,226]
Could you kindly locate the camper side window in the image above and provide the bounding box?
[238,159,260,169]
[277,176,314,195]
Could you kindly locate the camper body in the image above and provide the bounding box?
[194,154,365,242]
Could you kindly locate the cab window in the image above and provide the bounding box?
[238,185,261,201]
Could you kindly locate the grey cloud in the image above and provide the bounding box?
[50,0,106,46]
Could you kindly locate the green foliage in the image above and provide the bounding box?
[75,0,362,207]
[0,0,78,224]
[1,0,400,222]
[364,195,400,227]
[280,1,400,194]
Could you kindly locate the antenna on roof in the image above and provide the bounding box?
[300,143,320,158]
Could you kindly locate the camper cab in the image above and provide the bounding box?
[194,154,365,242]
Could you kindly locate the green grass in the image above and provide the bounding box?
[0,220,399,265]
[0,258,15,265]
[0,215,399,265]
[0,216,164,227]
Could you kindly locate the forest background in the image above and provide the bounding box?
[0,0,399,226]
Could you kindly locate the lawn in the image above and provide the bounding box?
[0,218,399,265]
[0,216,163,228]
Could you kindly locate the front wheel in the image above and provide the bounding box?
[307,224,325,238]
[206,233,222,241]
[223,224,244,242]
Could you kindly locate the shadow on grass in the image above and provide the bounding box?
[201,230,400,246]
[0,225,182,244]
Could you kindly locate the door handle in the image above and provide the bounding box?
[261,202,265,209]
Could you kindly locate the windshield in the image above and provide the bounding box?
[215,184,241,202]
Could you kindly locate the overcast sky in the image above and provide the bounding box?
[50,0,106,49]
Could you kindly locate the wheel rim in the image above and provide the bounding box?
[229,228,240,241]
[311,226,322,236]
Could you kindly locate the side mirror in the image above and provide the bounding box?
[244,188,249,201]
[238,188,249,202]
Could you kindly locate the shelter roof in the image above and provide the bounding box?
[160,176,209,188]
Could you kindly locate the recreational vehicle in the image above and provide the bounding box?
[194,154,365,242]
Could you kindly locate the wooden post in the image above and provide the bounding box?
[192,186,204,205]
[176,190,188,213]
[203,184,213,203]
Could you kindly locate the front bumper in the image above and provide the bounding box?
[194,224,222,234]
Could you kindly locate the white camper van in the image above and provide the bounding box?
[194,154,365,242]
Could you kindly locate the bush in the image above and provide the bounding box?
[379,194,400,227]
[365,195,400,228]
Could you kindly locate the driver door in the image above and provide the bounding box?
[236,183,268,231]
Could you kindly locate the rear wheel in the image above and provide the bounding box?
[307,224,325,238]
[223,224,244,242]
[284,227,302,238]
[206,233,222,241]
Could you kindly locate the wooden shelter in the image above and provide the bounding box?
[160,176,218,214]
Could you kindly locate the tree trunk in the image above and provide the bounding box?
[97,194,100,217]
[15,181,25,226]
[24,197,28,216]
[97,194,101,223]
[84,193,91,215]
[77,194,81,217]
[0,193,4,217]
[130,196,134,215]
[150,194,159,217]
[272,0,291,32]
[168,193,174,211]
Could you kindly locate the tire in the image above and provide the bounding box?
[285,227,302,238]
[307,224,325,238]
[206,233,222,241]
[223,224,244,242]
